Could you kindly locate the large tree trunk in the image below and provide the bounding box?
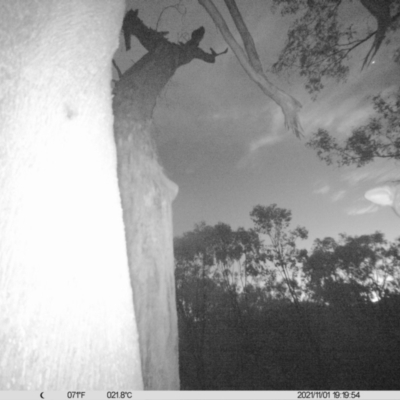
[113,109,180,390]
[0,0,143,389]
[110,10,218,389]
[113,43,180,391]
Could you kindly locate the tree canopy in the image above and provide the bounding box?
[272,0,400,95]
[174,206,400,389]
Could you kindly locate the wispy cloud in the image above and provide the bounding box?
[301,95,372,139]
[313,183,330,195]
[235,103,287,168]
[335,107,372,135]
[249,133,283,152]
[342,160,400,186]
[300,66,400,140]
[331,190,346,202]
[207,107,246,122]
[347,203,378,216]
[236,132,283,169]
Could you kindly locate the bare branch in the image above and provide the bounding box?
[187,44,227,63]
[224,0,263,73]
[121,10,226,66]
[198,0,303,138]
[211,47,229,57]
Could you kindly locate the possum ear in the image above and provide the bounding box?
[122,9,139,51]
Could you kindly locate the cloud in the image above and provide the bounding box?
[206,106,247,122]
[233,102,288,169]
[236,132,282,169]
[300,68,400,141]
[249,133,283,153]
[313,183,330,195]
[342,160,400,186]
[335,106,372,135]
[301,94,373,140]
[331,190,346,202]
[347,203,378,216]
[236,132,285,169]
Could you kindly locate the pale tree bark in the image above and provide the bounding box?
[198,0,303,138]
[0,0,143,390]
[113,89,180,390]
[112,9,227,389]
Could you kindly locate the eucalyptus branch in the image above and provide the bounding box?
[198,0,303,137]
[224,0,263,73]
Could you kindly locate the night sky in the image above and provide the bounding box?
[115,0,400,250]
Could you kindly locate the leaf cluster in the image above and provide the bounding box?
[176,216,400,389]
[272,0,354,96]
[272,0,400,97]
[306,88,400,166]
[304,231,400,304]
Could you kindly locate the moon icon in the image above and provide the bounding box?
[40,393,45,399]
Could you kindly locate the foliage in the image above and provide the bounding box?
[178,289,400,389]
[272,0,400,97]
[250,204,308,301]
[175,221,271,286]
[304,231,400,305]
[272,0,350,95]
[174,207,400,389]
[306,88,400,167]
[174,221,267,388]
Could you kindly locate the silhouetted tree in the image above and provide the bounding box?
[304,231,400,305]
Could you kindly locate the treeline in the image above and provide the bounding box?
[174,204,400,390]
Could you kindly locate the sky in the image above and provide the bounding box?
[116,0,400,251]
